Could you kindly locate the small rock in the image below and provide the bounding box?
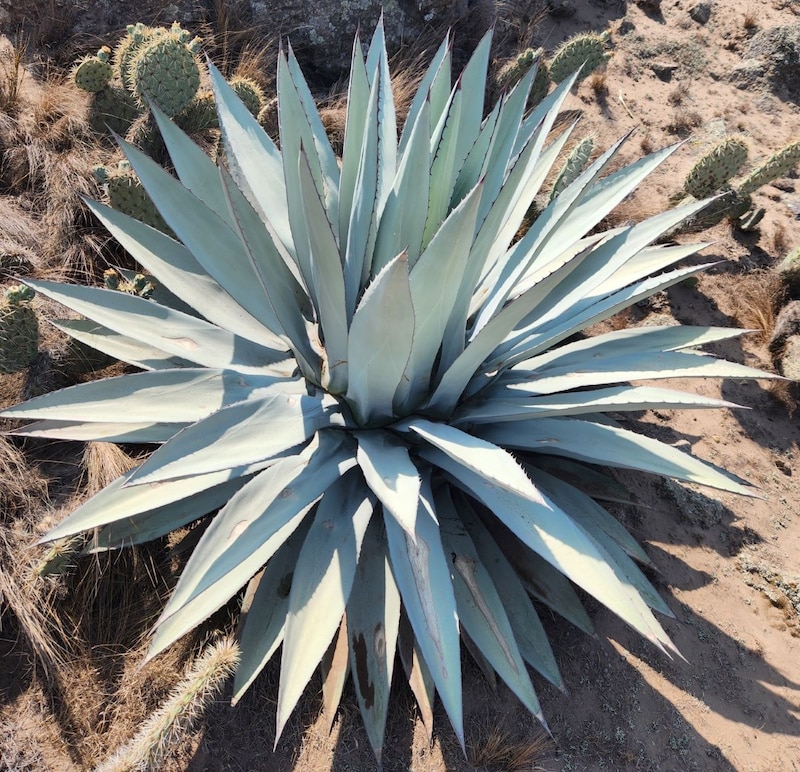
[547,0,577,18]
[635,0,662,11]
[775,458,793,476]
[689,2,713,24]
[617,19,636,35]
[776,247,800,294]
[779,336,800,380]
[769,301,800,360]
[729,59,767,89]
[651,61,679,81]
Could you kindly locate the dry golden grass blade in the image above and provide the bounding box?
[81,442,137,498]
[94,637,240,772]
[731,270,786,344]
[467,725,553,771]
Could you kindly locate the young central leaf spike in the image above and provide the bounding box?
[3,20,774,764]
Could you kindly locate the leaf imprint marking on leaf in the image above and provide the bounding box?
[163,336,200,350]
[352,632,375,708]
[453,554,518,673]
[406,534,447,673]
[280,487,293,498]
[229,520,249,540]
[373,622,386,671]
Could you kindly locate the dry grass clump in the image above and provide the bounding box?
[95,637,240,772]
[730,270,786,344]
[0,40,108,280]
[467,725,553,771]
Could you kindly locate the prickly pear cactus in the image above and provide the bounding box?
[88,84,140,135]
[115,22,162,92]
[683,137,749,199]
[0,285,39,375]
[549,32,611,85]
[72,47,114,93]
[103,268,157,298]
[129,24,202,117]
[551,135,594,201]
[738,140,800,195]
[258,97,279,139]
[175,91,219,133]
[496,48,550,107]
[228,76,267,118]
[95,162,171,234]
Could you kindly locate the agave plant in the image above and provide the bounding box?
[3,22,769,762]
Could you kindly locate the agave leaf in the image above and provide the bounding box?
[495,527,595,636]
[208,62,294,256]
[456,494,563,689]
[501,262,721,363]
[403,418,547,505]
[397,614,436,742]
[7,419,185,443]
[25,279,286,374]
[364,19,397,216]
[527,469,662,599]
[373,98,431,273]
[396,179,483,411]
[217,165,320,381]
[39,461,276,543]
[422,446,674,652]
[384,475,464,747]
[346,252,415,424]
[51,318,195,371]
[455,384,741,423]
[321,616,351,732]
[398,34,450,154]
[91,475,253,549]
[346,515,401,762]
[534,457,634,505]
[125,393,340,486]
[285,44,341,224]
[502,351,768,397]
[342,63,381,318]
[339,31,370,254]
[148,433,356,660]
[232,526,308,704]
[295,150,349,392]
[118,138,289,340]
[436,487,545,721]
[277,470,374,739]
[1,368,295,424]
[356,430,420,537]
[510,324,752,375]
[150,103,233,224]
[84,201,282,350]
[595,242,711,294]
[437,77,578,378]
[480,418,758,497]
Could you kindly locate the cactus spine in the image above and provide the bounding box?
[0,285,39,374]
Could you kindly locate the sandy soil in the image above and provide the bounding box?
[1,0,799,770]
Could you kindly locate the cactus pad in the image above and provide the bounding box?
[738,140,800,195]
[100,162,171,233]
[130,29,201,116]
[72,48,114,92]
[88,84,141,135]
[229,76,267,118]
[683,137,749,199]
[175,91,220,132]
[551,135,594,201]
[496,48,550,107]
[549,32,611,85]
[0,285,39,374]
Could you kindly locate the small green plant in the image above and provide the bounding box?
[5,23,773,763]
